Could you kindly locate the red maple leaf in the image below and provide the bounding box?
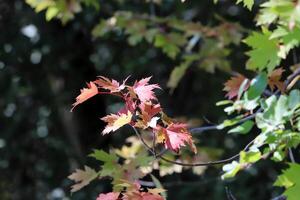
[95,76,128,93]
[223,74,249,99]
[135,102,162,129]
[268,68,285,93]
[133,77,161,102]
[157,123,196,153]
[96,192,120,200]
[71,81,98,111]
[118,96,137,114]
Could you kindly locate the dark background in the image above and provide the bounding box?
[0,0,286,199]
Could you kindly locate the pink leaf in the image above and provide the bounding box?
[96,192,120,200]
[161,123,196,153]
[71,82,98,111]
[133,77,161,102]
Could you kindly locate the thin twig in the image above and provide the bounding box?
[149,0,156,17]
[288,148,295,163]
[132,126,155,155]
[132,125,255,167]
[226,187,237,200]
[190,109,258,134]
[157,139,254,167]
[152,131,157,157]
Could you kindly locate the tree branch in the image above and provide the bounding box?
[131,126,255,167]
[190,110,257,134]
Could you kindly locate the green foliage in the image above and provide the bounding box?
[257,0,300,27]
[274,163,300,200]
[26,0,99,23]
[92,11,243,91]
[244,29,281,72]
[154,33,186,59]
[236,0,254,10]
[271,26,300,59]
[228,120,254,134]
[246,73,268,100]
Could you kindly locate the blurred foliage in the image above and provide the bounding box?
[1,0,300,200]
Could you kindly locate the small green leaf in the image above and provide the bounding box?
[246,73,268,100]
[221,161,241,179]
[46,7,59,21]
[288,90,300,110]
[217,116,243,129]
[240,150,261,163]
[216,100,233,106]
[228,120,254,134]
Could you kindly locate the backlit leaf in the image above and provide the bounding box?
[244,29,280,72]
[71,81,98,111]
[101,111,133,134]
[133,77,161,102]
[274,163,300,200]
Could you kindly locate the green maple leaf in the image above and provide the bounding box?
[89,149,118,163]
[272,27,300,59]
[274,163,300,200]
[89,149,122,178]
[236,0,254,10]
[244,29,280,72]
[256,0,298,27]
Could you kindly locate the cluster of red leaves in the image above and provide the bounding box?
[96,182,164,200]
[72,76,196,153]
[223,68,285,99]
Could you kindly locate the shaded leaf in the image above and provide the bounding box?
[68,166,98,192]
[268,68,285,92]
[223,74,249,99]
